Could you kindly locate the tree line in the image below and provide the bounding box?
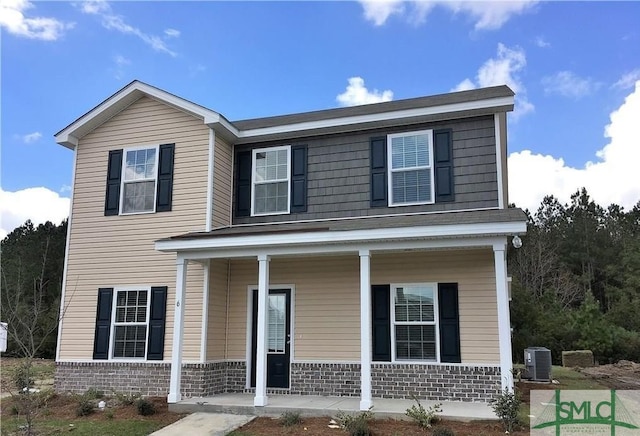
[1,188,638,363]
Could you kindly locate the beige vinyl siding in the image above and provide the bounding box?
[371,250,499,363]
[207,259,228,360]
[60,96,210,361]
[224,249,499,364]
[213,136,232,228]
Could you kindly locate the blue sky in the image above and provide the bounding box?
[2,0,640,238]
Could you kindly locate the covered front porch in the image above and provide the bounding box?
[170,392,497,421]
[155,211,526,410]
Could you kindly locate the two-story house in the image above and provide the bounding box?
[54,81,526,410]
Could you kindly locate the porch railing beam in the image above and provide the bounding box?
[254,254,270,406]
[168,256,188,403]
[493,243,514,392]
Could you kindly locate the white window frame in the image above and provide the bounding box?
[387,129,435,207]
[109,286,151,360]
[119,145,159,215]
[390,282,440,363]
[250,145,291,216]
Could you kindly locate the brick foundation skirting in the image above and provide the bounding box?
[54,361,246,398]
[55,361,501,402]
[289,362,501,402]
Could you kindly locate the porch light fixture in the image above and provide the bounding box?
[512,235,522,249]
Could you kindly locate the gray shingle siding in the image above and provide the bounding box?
[233,115,498,224]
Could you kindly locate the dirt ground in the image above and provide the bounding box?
[235,416,528,436]
[580,360,640,390]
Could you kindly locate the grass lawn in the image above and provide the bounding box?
[0,416,169,436]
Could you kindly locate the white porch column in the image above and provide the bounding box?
[493,243,514,392]
[168,256,188,403]
[359,249,373,410]
[254,254,270,407]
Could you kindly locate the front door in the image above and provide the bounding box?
[251,289,291,389]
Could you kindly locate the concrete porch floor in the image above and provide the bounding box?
[169,393,498,422]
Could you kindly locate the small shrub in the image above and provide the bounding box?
[76,398,94,417]
[280,410,302,427]
[11,362,34,391]
[83,387,104,399]
[491,388,521,433]
[114,391,140,405]
[336,408,374,436]
[405,397,442,428]
[105,410,115,420]
[136,398,156,416]
[432,427,455,436]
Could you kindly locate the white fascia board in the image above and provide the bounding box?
[155,221,526,254]
[55,81,226,148]
[237,96,514,139]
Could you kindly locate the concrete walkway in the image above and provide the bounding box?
[150,412,254,436]
[170,393,497,421]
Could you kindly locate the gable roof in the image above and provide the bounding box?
[55,81,514,149]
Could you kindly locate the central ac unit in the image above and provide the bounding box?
[523,347,552,382]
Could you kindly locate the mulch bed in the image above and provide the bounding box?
[235,416,528,435]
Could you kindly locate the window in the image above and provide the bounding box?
[392,284,438,361]
[252,146,290,215]
[112,289,149,358]
[121,146,158,214]
[268,294,286,353]
[388,130,434,206]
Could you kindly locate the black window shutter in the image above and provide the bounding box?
[370,137,388,207]
[372,284,391,362]
[290,145,307,213]
[438,283,461,363]
[156,144,175,212]
[434,129,454,202]
[147,286,168,360]
[93,288,114,360]
[235,150,252,217]
[104,150,123,216]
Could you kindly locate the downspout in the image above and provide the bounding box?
[55,145,78,361]
[200,128,216,361]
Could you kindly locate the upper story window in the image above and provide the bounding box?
[252,146,291,216]
[104,143,174,217]
[387,130,434,206]
[121,147,158,214]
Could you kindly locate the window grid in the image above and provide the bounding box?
[112,289,149,359]
[388,130,434,206]
[121,146,158,214]
[392,284,438,362]
[252,146,290,216]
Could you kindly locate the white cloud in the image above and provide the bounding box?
[613,69,640,90]
[164,28,180,38]
[112,54,130,79]
[359,0,537,29]
[534,36,550,48]
[508,80,640,212]
[360,0,405,26]
[0,0,74,40]
[20,131,42,143]
[453,43,534,118]
[78,1,176,56]
[542,71,600,99]
[336,77,393,107]
[0,187,70,240]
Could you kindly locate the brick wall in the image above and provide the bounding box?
[290,363,361,396]
[372,363,501,402]
[289,362,501,402]
[54,361,246,397]
[55,361,501,402]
